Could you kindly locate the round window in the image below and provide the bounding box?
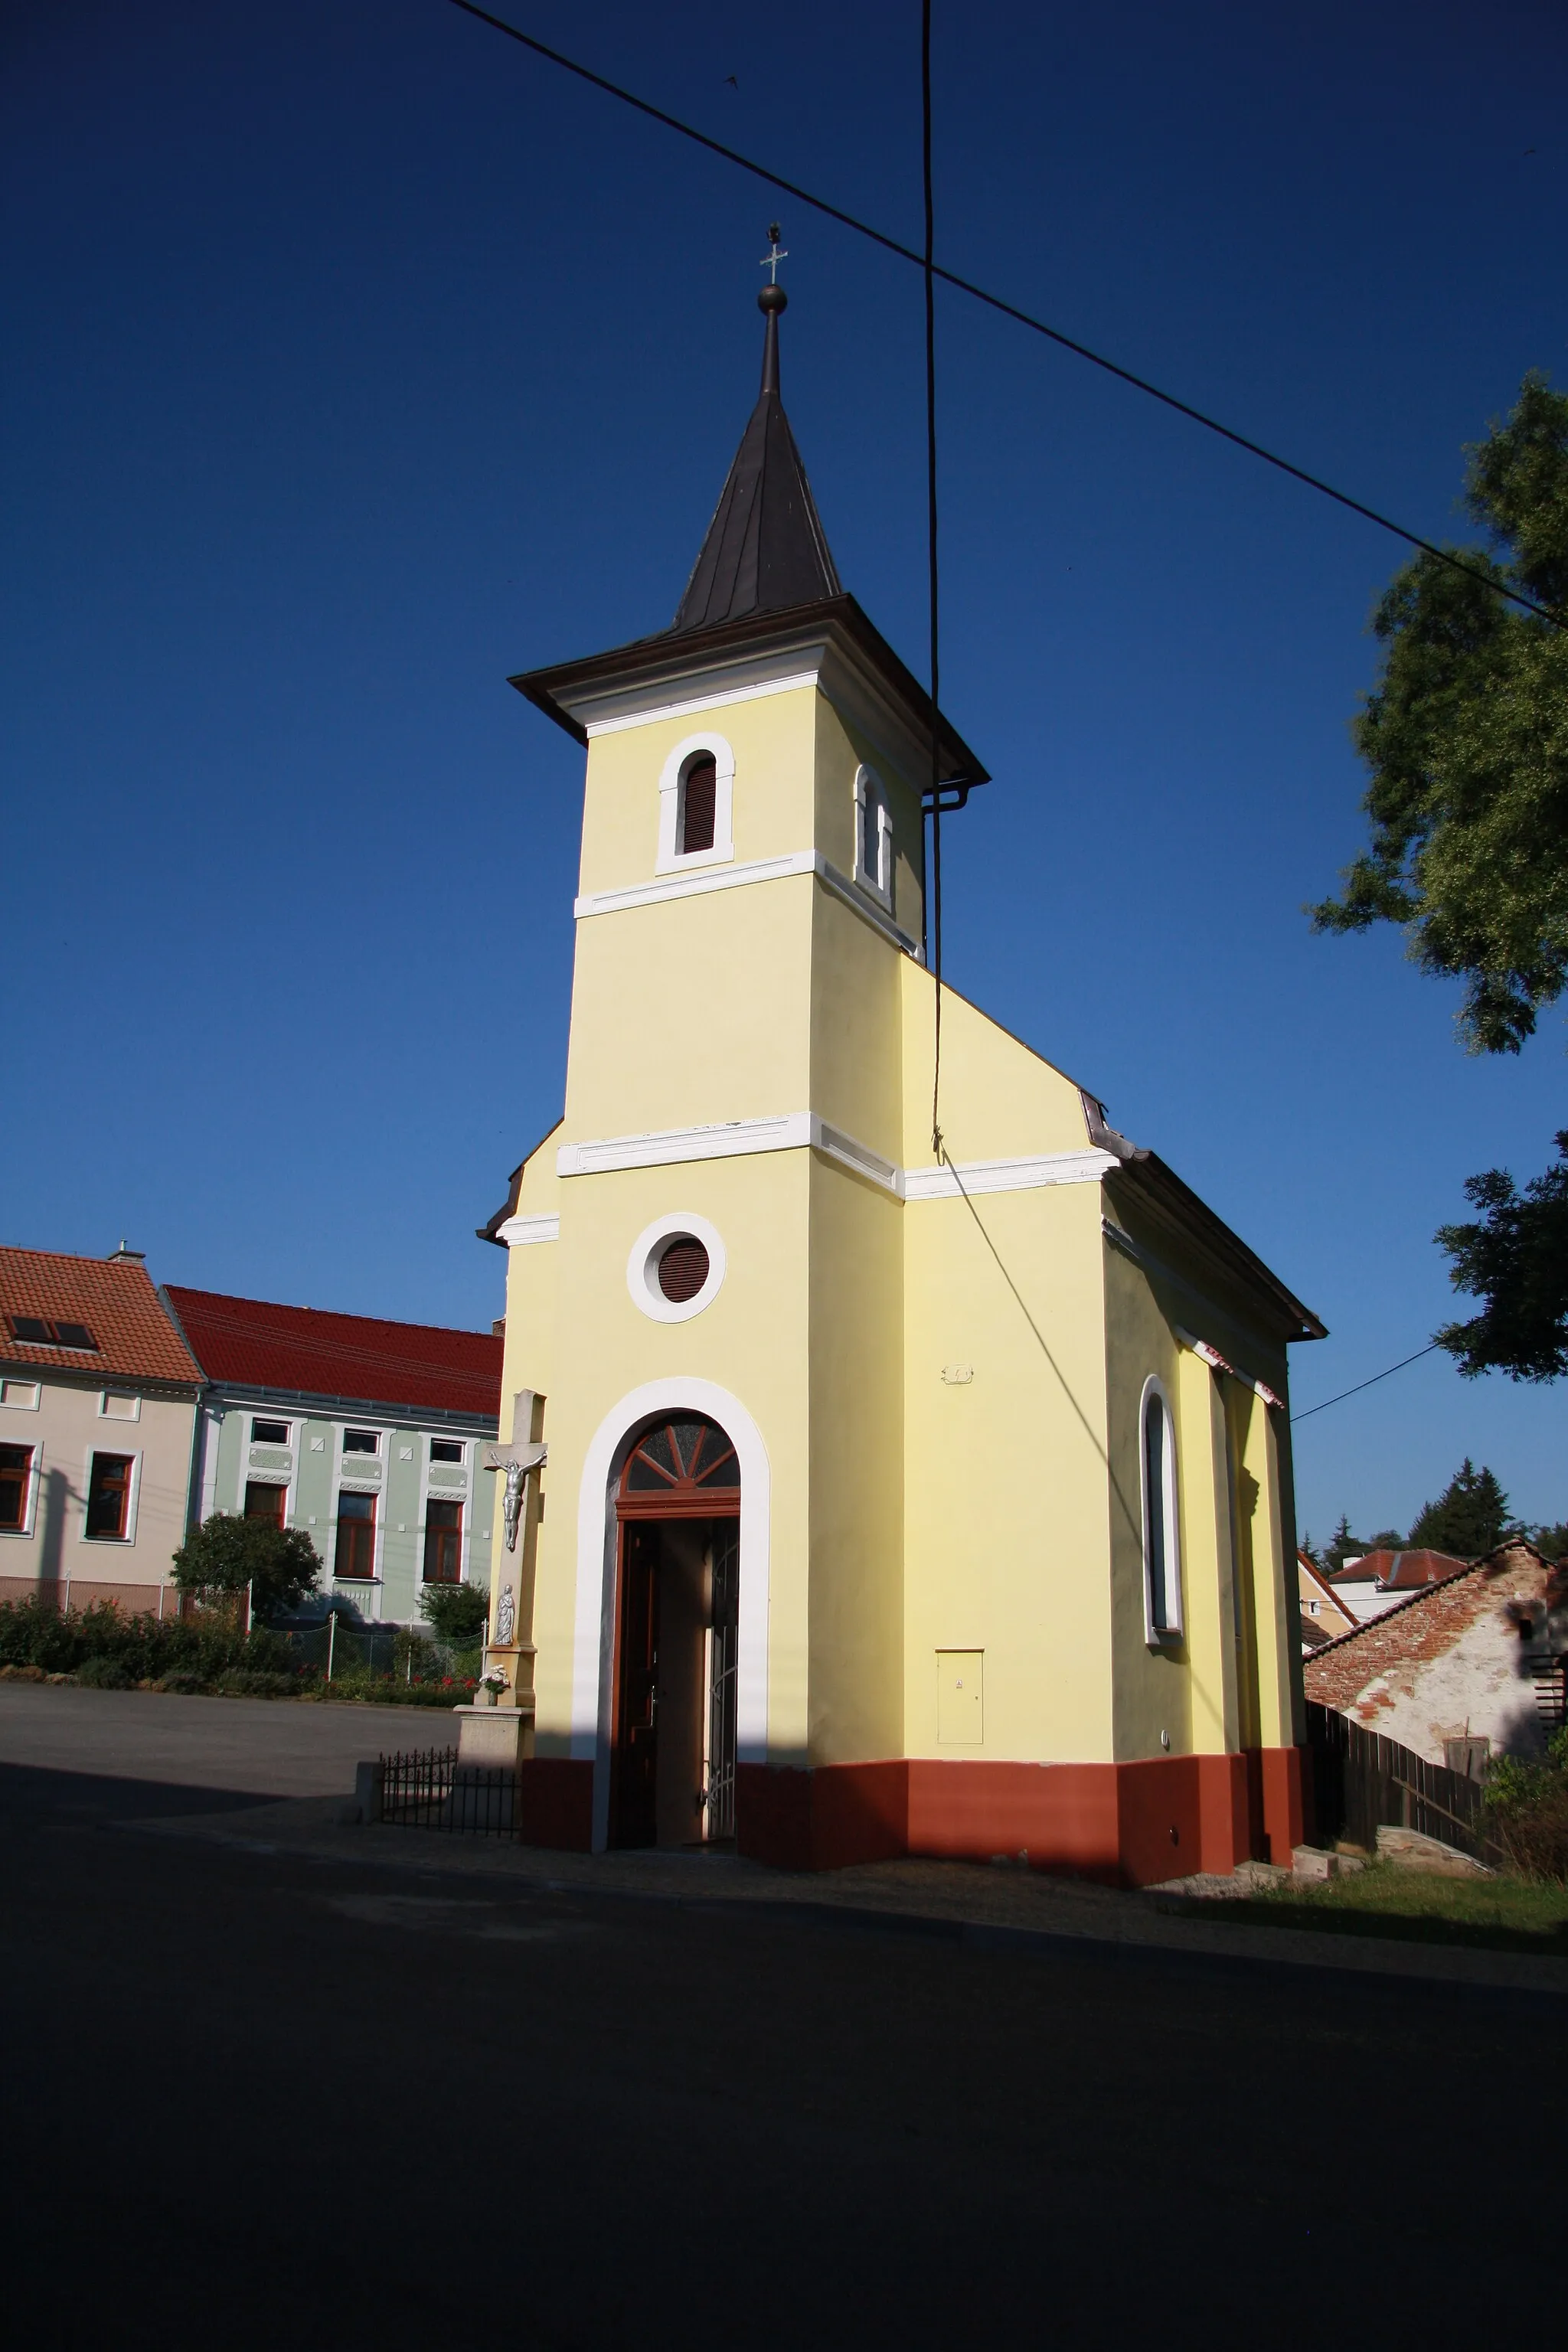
[656,1236,710,1302]
[627,1214,726,1323]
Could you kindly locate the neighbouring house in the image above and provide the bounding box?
[162,1288,503,1625]
[0,1244,203,1612]
[473,279,1326,1881]
[1303,1538,1568,1766]
[1325,1548,1468,1626]
[1298,1550,1358,1651]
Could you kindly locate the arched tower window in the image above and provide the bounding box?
[854,764,892,908]
[1140,1377,1183,1642]
[656,733,735,874]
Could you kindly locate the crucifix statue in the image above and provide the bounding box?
[760,222,788,283]
[483,1389,547,1555]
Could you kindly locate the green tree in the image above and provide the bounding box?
[417,1580,489,1642]
[1533,1520,1568,1560]
[1434,1131,1568,1380]
[1312,372,1568,1378]
[1405,1459,1511,1557]
[172,1512,321,1619]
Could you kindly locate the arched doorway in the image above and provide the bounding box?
[611,1416,740,1850]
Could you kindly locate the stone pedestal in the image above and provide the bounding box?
[453,1704,534,1769]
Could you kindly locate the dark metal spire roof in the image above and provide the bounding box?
[669,284,841,635]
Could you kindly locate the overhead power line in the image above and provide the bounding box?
[443,0,1563,632]
[1291,1341,1442,1424]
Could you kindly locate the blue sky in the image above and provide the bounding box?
[5,0,1565,1541]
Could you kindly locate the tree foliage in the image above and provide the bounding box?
[1313,373,1568,1056]
[1315,374,1568,1380]
[417,1580,490,1642]
[1434,1129,1568,1380]
[1405,1459,1511,1557]
[172,1512,321,1619]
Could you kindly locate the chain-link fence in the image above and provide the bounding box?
[275,1620,482,1686]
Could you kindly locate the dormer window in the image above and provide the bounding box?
[854,765,893,907]
[656,733,735,874]
[678,754,717,854]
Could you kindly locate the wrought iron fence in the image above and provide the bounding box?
[377,1746,521,1836]
[1306,1701,1508,1869]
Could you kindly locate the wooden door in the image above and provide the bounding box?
[612,1521,662,1848]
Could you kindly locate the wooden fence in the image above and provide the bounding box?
[1306,1700,1508,1869]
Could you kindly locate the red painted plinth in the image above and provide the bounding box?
[514,1757,594,1850]
[736,1749,1306,1885]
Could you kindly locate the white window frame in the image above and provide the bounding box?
[1138,1375,1183,1644]
[341,1426,381,1459]
[0,1380,41,1411]
[853,763,893,910]
[98,1390,142,1423]
[655,732,735,874]
[0,1438,41,1537]
[80,1445,142,1547]
[249,1414,294,1448]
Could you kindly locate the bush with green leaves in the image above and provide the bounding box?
[417,1581,489,1642]
[172,1512,322,1619]
[1485,1726,1568,1881]
[0,1596,309,1691]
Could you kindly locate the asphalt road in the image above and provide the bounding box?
[1,1705,1560,2349]
[0,1679,420,1795]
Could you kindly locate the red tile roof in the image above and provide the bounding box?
[0,1247,201,1387]
[1304,1541,1556,1717]
[1328,1548,1468,1589]
[163,1286,501,1421]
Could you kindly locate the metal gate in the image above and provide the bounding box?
[705,1521,739,1841]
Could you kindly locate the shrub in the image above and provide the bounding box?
[1485,1727,1568,1880]
[172,1513,322,1618]
[418,1581,489,1642]
[214,1668,297,1699]
[75,1655,135,1690]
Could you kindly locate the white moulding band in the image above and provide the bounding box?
[496,1214,560,1247]
[903,1148,1120,1201]
[573,850,923,963]
[557,1118,1114,1204]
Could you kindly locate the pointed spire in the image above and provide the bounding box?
[670,275,841,635]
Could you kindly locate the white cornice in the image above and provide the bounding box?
[574,848,923,961]
[903,1148,1120,1200]
[496,1214,560,1248]
[556,1117,1110,1204]
[582,662,824,737]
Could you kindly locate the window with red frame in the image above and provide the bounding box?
[335,1491,376,1579]
[423,1499,462,1583]
[0,1445,33,1531]
[86,1452,133,1540]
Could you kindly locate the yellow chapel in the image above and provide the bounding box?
[474,279,1325,1885]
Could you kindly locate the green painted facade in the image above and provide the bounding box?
[195,1392,499,1622]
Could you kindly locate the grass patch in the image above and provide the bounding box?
[1163,1861,1568,1954]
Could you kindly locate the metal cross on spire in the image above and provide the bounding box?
[760,222,788,283]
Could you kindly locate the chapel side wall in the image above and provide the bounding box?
[526,1151,813,1765]
[1101,1245,1200,1762]
[805,874,906,1762]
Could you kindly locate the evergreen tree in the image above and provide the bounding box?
[1406,1459,1511,1557]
